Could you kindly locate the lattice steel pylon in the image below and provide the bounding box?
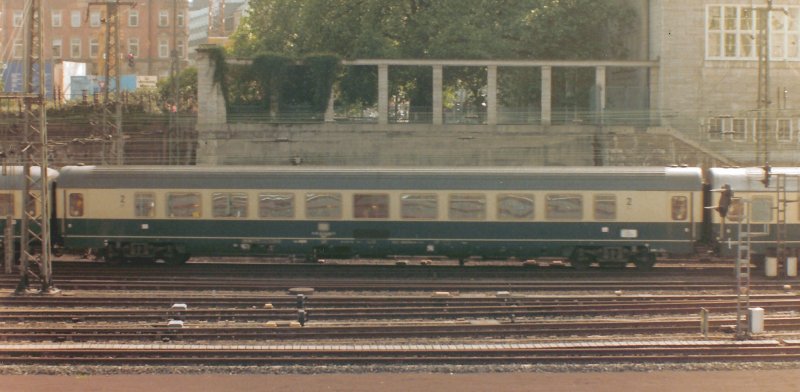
[88,1,134,165]
[14,0,57,294]
[756,0,772,166]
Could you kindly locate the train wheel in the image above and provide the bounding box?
[633,252,656,271]
[570,249,592,270]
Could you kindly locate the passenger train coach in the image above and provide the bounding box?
[45,165,707,269]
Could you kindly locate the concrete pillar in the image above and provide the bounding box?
[487,65,497,125]
[595,66,606,111]
[649,65,660,126]
[195,46,227,126]
[541,66,552,126]
[378,64,389,125]
[432,65,443,125]
[324,88,335,122]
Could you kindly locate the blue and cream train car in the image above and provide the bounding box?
[708,167,800,259]
[54,165,704,269]
[0,166,59,252]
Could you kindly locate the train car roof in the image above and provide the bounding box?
[0,166,59,190]
[56,165,703,191]
[708,167,800,192]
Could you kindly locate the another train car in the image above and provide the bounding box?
[55,165,704,269]
[708,167,800,259]
[0,166,59,254]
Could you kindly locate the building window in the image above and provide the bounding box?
[134,193,156,217]
[13,10,23,27]
[259,193,294,218]
[707,117,725,141]
[177,39,185,59]
[177,11,185,27]
[212,192,248,218]
[51,10,62,27]
[52,39,63,58]
[70,38,81,59]
[128,38,139,57]
[400,194,437,220]
[777,118,792,141]
[13,39,23,59]
[732,118,748,141]
[353,194,389,219]
[90,11,101,27]
[167,192,201,218]
[546,194,583,220]
[159,39,169,58]
[448,194,486,221]
[159,10,169,27]
[707,5,800,61]
[71,10,81,27]
[497,194,534,221]
[90,38,99,58]
[129,10,139,27]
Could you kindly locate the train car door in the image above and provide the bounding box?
[669,193,696,246]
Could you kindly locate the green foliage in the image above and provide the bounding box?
[229,0,638,114]
[157,67,198,113]
[251,53,293,112]
[304,54,340,112]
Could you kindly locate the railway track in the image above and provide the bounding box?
[2,294,800,322]
[2,340,800,365]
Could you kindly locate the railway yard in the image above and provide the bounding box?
[1,258,800,378]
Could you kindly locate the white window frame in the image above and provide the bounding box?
[707,117,727,141]
[71,10,81,27]
[70,38,81,59]
[90,11,101,27]
[777,118,793,142]
[731,118,749,142]
[89,38,99,58]
[159,10,169,27]
[706,5,800,61]
[159,39,169,58]
[13,39,23,58]
[52,39,63,59]
[51,10,62,27]
[129,10,139,27]
[177,11,185,27]
[13,10,23,27]
[128,38,140,57]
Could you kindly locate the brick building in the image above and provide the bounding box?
[0,0,190,79]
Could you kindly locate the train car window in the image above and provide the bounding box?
[0,193,13,216]
[449,194,486,221]
[259,193,295,218]
[497,194,534,221]
[594,194,617,221]
[400,194,437,220]
[354,194,389,219]
[212,192,248,218]
[68,193,84,217]
[134,193,156,217]
[751,197,773,222]
[167,192,201,218]
[726,199,744,222]
[546,194,583,220]
[306,193,342,219]
[670,196,688,221]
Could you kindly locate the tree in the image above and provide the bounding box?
[157,67,198,113]
[230,0,637,114]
